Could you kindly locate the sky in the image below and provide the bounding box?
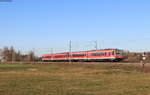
[0,0,150,55]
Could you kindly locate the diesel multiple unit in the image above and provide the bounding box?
[42,49,125,62]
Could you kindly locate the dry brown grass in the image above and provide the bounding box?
[0,63,150,95]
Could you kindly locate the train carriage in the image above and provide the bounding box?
[87,50,115,61]
[70,51,87,61]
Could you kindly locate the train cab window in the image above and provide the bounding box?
[116,52,122,55]
[116,52,120,54]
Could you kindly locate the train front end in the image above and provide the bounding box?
[114,49,126,61]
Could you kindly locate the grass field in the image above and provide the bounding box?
[0,63,150,95]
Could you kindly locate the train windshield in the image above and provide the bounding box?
[116,50,124,56]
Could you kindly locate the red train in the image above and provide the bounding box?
[42,49,126,62]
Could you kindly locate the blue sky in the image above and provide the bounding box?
[0,0,150,55]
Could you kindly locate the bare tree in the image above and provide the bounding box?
[0,46,37,63]
[28,51,35,62]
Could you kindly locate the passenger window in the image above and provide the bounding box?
[112,51,115,55]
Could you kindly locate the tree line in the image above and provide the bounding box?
[1,47,150,63]
[0,47,36,62]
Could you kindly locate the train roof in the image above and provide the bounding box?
[42,49,122,56]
